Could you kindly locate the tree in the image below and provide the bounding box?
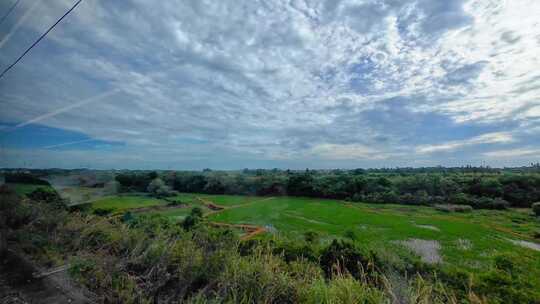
[147,178,175,197]
[533,202,540,216]
[148,171,158,180]
[182,207,203,230]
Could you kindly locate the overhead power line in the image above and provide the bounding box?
[0,0,84,80]
[0,0,20,26]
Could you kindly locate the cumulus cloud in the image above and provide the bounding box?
[0,0,539,168]
[416,132,514,154]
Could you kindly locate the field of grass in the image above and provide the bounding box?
[91,195,166,211]
[5,183,52,196]
[83,191,540,280]
[208,196,540,273]
[197,194,260,207]
[89,193,212,219]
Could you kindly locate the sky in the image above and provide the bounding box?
[0,0,539,170]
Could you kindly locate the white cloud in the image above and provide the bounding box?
[309,143,386,160]
[0,0,539,168]
[484,148,540,158]
[417,132,514,154]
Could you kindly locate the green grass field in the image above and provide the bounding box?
[89,193,211,219]
[84,192,540,282]
[91,195,166,211]
[148,207,201,220]
[208,196,540,273]
[197,194,260,206]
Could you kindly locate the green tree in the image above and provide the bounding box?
[532,202,540,216]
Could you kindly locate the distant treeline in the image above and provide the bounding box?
[4,172,51,185]
[113,168,540,209]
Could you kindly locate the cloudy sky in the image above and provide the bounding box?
[0,0,539,169]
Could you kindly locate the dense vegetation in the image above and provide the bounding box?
[109,167,540,209]
[2,184,540,303]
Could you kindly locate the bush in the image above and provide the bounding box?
[532,202,540,216]
[320,240,373,280]
[166,199,184,206]
[343,229,358,241]
[474,254,540,303]
[449,193,474,206]
[182,215,199,230]
[28,188,66,209]
[273,241,317,263]
[304,231,319,243]
[68,203,91,213]
[191,207,203,218]
[93,208,113,216]
[434,204,473,213]
[472,197,509,210]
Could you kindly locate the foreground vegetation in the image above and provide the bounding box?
[2,181,540,303]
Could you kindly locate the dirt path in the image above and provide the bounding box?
[201,196,275,240]
[240,226,266,240]
[0,250,95,304]
[201,196,275,217]
[209,222,267,241]
[195,197,225,211]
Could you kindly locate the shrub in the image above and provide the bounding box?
[191,207,203,218]
[182,215,199,230]
[472,197,509,210]
[473,254,540,303]
[320,240,373,280]
[121,211,134,223]
[343,229,358,241]
[449,193,474,206]
[28,188,65,209]
[434,204,473,213]
[93,208,113,216]
[491,198,510,210]
[68,203,91,213]
[304,231,319,243]
[273,241,317,263]
[532,202,540,216]
[166,199,184,206]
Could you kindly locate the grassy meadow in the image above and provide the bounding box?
[90,195,167,211]
[84,192,540,279]
[209,197,539,261]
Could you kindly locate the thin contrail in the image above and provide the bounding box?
[44,138,95,149]
[0,0,21,26]
[3,66,176,133]
[13,88,122,130]
[0,0,42,49]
